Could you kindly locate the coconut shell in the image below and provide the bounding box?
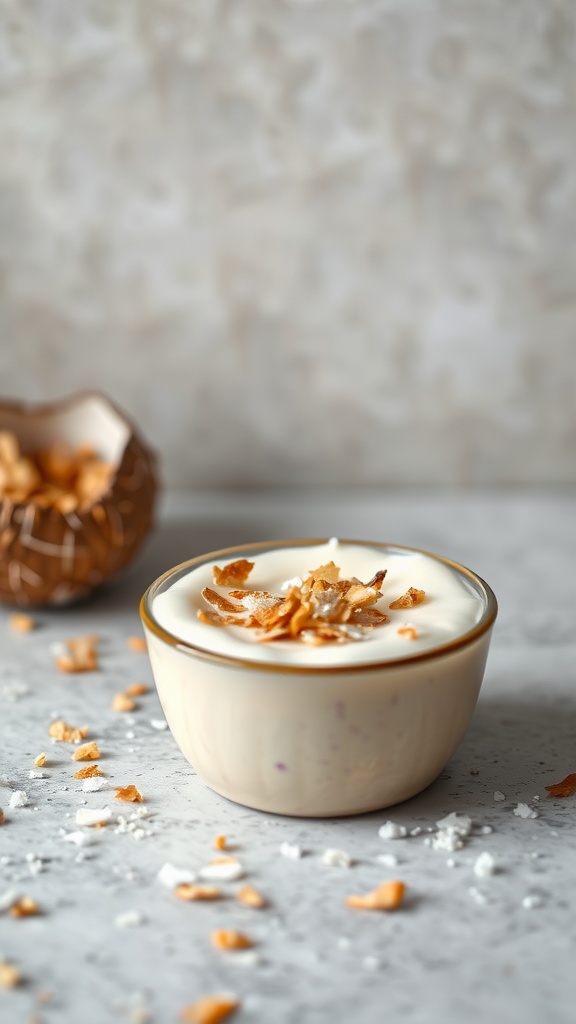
[0,392,158,606]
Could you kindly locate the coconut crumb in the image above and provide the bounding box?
[115,785,143,803]
[72,741,101,762]
[176,884,222,902]
[73,764,104,780]
[127,637,147,652]
[473,852,497,878]
[514,803,539,819]
[0,960,23,988]
[8,613,35,633]
[112,693,137,713]
[75,807,112,827]
[280,842,304,859]
[346,880,405,911]
[158,863,196,889]
[211,930,253,951]
[321,848,352,868]
[378,821,407,840]
[236,885,267,909]
[179,994,240,1024]
[9,791,28,809]
[125,682,149,697]
[9,895,40,917]
[199,859,244,883]
[49,720,89,743]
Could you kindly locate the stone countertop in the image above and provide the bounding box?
[1,487,575,1024]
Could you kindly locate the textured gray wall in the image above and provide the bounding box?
[1,0,575,487]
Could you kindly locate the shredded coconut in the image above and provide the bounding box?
[514,803,539,819]
[376,853,399,868]
[378,821,408,840]
[158,863,196,889]
[321,848,352,868]
[473,852,497,878]
[82,778,107,793]
[61,830,93,846]
[9,791,28,808]
[115,910,145,928]
[75,807,112,827]
[522,894,544,910]
[280,842,304,859]
[199,860,245,882]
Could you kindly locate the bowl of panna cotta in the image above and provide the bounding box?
[140,538,497,817]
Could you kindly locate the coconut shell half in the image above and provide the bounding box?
[0,392,158,606]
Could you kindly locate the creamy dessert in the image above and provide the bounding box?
[141,539,496,816]
[152,539,484,667]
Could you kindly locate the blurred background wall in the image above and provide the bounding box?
[0,0,575,488]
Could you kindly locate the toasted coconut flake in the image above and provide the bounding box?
[115,784,143,803]
[0,960,23,988]
[71,741,101,762]
[346,880,405,911]
[34,753,47,768]
[49,720,89,743]
[55,634,99,673]
[127,636,147,652]
[365,569,387,591]
[9,895,40,918]
[8,612,35,633]
[236,884,267,909]
[397,625,419,640]
[202,587,245,615]
[389,588,426,610]
[197,609,226,627]
[176,884,222,902]
[308,560,341,584]
[0,808,4,825]
[179,995,240,1024]
[212,560,255,587]
[545,772,576,798]
[211,929,253,951]
[73,764,104,779]
[125,682,148,697]
[199,559,397,646]
[112,693,137,713]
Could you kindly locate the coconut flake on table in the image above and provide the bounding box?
[378,821,408,840]
[522,894,544,910]
[321,848,352,868]
[198,859,245,882]
[61,830,94,847]
[9,791,28,808]
[424,812,473,852]
[376,853,400,868]
[473,852,497,878]
[157,863,196,888]
[75,807,112,827]
[280,842,304,859]
[82,777,107,793]
[494,791,506,801]
[114,910,145,929]
[514,803,539,819]
[150,719,168,731]
[0,888,21,913]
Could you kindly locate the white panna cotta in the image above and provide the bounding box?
[152,539,484,667]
